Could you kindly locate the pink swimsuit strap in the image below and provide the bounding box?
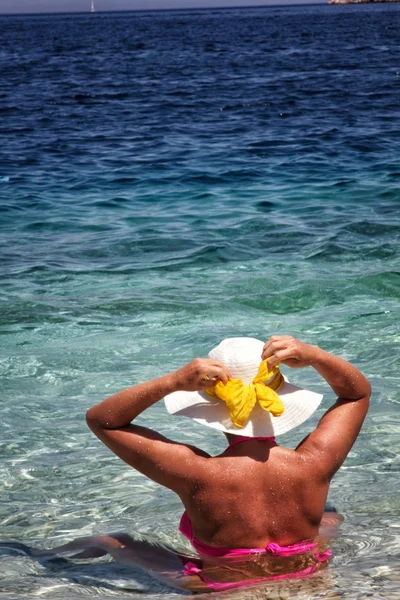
[181,512,332,592]
[179,511,329,559]
[227,435,277,449]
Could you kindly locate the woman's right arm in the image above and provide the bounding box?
[262,336,371,481]
[85,357,230,494]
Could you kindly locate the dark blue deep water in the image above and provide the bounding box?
[0,4,399,599]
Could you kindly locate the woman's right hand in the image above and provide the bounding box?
[173,358,231,392]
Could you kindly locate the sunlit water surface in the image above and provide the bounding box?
[0,4,399,599]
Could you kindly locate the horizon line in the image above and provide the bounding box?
[0,3,329,18]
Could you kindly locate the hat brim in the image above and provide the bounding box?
[164,381,323,437]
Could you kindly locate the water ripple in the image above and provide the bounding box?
[0,4,399,599]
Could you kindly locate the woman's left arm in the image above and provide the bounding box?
[86,358,229,494]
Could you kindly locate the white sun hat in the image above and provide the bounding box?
[164,337,323,437]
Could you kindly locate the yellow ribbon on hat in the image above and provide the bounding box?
[205,358,284,428]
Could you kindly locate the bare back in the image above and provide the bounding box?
[181,441,329,548]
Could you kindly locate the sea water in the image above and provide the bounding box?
[0,4,399,599]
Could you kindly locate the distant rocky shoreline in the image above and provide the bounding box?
[329,0,399,4]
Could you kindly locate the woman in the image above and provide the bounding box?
[81,334,369,591]
[1,335,370,593]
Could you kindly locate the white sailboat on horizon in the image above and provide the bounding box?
[90,0,96,13]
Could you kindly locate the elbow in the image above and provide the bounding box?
[357,373,371,404]
[86,406,120,432]
[364,379,372,403]
[358,380,371,416]
[86,407,102,433]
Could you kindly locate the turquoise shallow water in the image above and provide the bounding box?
[0,4,399,599]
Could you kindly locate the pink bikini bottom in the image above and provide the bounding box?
[179,511,332,592]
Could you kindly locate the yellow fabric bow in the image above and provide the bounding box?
[205,359,284,428]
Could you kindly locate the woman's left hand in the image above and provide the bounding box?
[262,335,318,369]
[172,358,231,392]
